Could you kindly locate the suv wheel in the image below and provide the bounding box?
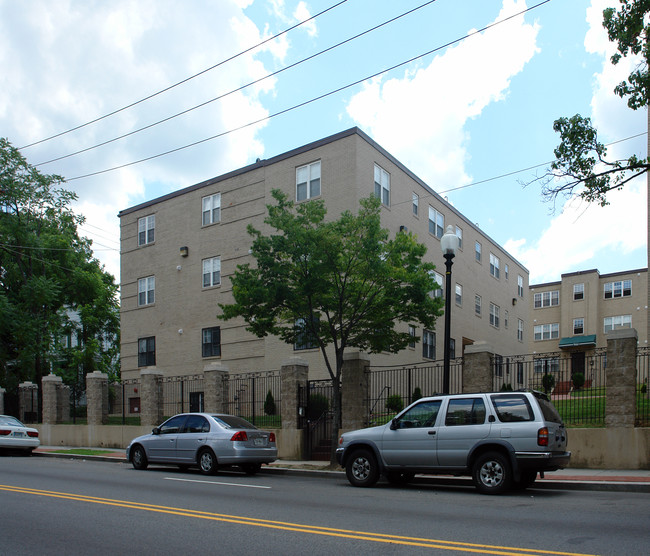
[346,448,380,487]
[472,451,512,494]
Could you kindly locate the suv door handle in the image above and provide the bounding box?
[428,431,436,435]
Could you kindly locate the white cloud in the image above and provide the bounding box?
[294,1,317,38]
[346,0,540,190]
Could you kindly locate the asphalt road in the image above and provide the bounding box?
[1,455,648,555]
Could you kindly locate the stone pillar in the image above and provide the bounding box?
[0,387,4,415]
[42,373,63,424]
[204,363,229,413]
[280,357,308,431]
[18,381,39,423]
[57,384,71,423]
[462,342,495,393]
[341,352,370,431]
[140,369,163,427]
[605,328,637,427]
[86,371,109,425]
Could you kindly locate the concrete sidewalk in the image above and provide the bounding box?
[32,446,650,492]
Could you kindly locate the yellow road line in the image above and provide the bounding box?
[0,484,598,556]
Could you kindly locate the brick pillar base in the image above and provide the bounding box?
[341,352,370,431]
[204,363,229,413]
[462,342,495,393]
[140,369,163,427]
[86,371,109,425]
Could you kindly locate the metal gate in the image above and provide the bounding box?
[298,379,337,461]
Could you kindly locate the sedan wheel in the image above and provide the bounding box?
[472,451,512,494]
[198,448,218,475]
[131,445,148,470]
[345,449,379,487]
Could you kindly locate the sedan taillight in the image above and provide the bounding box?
[230,431,248,442]
[538,427,549,446]
[27,431,39,438]
[269,432,276,443]
[0,429,11,436]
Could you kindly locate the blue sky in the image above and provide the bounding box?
[0,0,646,284]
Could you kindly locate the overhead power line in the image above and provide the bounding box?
[19,0,348,150]
[35,0,440,167]
[66,0,552,182]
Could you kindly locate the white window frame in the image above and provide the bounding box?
[428,206,444,238]
[455,226,463,250]
[138,276,155,306]
[455,283,462,306]
[422,329,435,359]
[202,257,221,288]
[517,275,524,297]
[573,283,584,301]
[534,290,559,308]
[475,241,482,263]
[573,318,584,335]
[408,325,416,348]
[534,323,560,341]
[475,294,482,316]
[517,319,524,342]
[374,164,390,206]
[489,303,500,328]
[430,270,443,299]
[138,215,155,246]
[604,315,632,333]
[489,253,500,279]
[604,280,632,299]
[296,161,321,201]
[202,193,221,226]
[412,193,419,216]
[504,264,509,280]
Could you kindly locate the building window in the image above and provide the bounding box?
[534,290,559,308]
[489,303,500,328]
[489,253,500,279]
[294,317,318,350]
[202,327,221,357]
[428,206,444,238]
[449,338,456,359]
[422,329,435,359]
[455,226,463,249]
[202,193,221,226]
[374,164,390,206]
[604,315,632,333]
[475,241,482,263]
[518,275,524,297]
[296,161,321,201]
[138,337,155,367]
[412,193,419,216]
[517,319,524,342]
[475,294,482,316]
[455,284,462,306]
[504,264,509,280]
[517,362,524,384]
[604,280,632,299]
[202,257,221,288]
[138,276,155,306]
[138,215,155,246]
[408,325,416,348]
[573,283,584,301]
[534,357,559,374]
[534,323,560,341]
[573,318,584,335]
[504,310,509,329]
[430,271,443,299]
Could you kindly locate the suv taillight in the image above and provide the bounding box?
[537,427,549,446]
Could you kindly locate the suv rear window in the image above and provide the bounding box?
[490,394,533,422]
[536,397,563,424]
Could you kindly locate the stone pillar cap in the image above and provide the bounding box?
[281,356,309,368]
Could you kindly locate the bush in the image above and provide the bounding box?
[641,383,647,395]
[264,390,276,416]
[542,373,556,394]
[411,387,423,404]
[307,393,329,420]
[571,372,585,390]
[500,383,513,392]
[386,394,404,413]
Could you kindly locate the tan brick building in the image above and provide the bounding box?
[529,267,648,375]
[119,128,530,380]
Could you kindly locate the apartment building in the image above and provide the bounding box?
[529,267,648,375]
[118,128,529,380]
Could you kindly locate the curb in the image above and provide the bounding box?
[32,451,650,492]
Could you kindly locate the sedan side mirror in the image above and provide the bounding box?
[152,427,160,435]
[390,418,399,431]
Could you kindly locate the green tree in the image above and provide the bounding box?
[264,390,276,416]
[0,138,120,415]
[219,190,444,464]
[532,1,649,206]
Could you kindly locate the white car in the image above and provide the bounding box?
[126,413,277,475]
[0,415,40,454]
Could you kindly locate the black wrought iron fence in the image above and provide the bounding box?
[492,350,608,426]
[367,359,463,426]
[223,370,282,428]
[114,378,141,425]
[637,347,650,426]
[161,374,205,417]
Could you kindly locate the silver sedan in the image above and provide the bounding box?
[126,413,277,475]
[0,415,40,453]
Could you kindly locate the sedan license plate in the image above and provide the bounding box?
[254,438,264,447]
[12,431,25,437]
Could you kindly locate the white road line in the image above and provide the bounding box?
[164,477,271,489]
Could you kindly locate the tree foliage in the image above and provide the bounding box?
[219,189,444,462]
[532,0,649,206]
[0,138,120,409]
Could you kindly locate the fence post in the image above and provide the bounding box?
[140,369,163,427]
[462,342,495,393]
[86,371,109,425]
[204,363,229,413]
[341,352,370,431]
[42,373,63,424]
[0,387,4,415]
[605,328,637,427]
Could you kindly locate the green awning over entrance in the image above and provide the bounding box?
[558,334,597,348]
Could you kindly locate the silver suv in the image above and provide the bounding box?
[336,390,570,494]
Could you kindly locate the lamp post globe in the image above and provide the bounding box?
[440,225,460,394]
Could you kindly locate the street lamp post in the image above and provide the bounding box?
[440,225,460,394]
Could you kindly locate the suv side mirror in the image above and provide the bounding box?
[488,415,496,423]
